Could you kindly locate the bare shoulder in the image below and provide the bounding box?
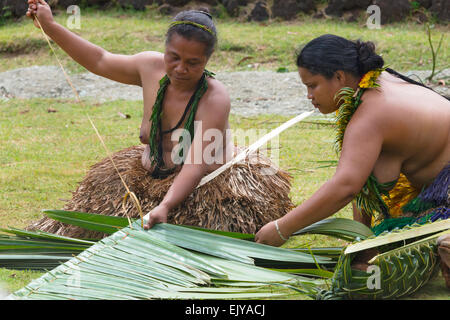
[134,51,165,72]
[199,77,231,118]
[349,87,388,129]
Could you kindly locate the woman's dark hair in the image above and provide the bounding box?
[296,34,384,79]
[166,10,217,57]
[296,34,449,100]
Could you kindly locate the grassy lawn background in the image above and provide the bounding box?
[0,7,448,298]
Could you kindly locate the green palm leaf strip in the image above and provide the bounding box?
[181,225,255,240]
[43,210,130,235]
[45,210,337,267]
[144,222,333,267]
[44,209,257,240]
[293,218,374,241]
[0,227,94,270]
[3,210,354,272]
[344,219,450,255]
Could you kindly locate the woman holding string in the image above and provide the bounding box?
[26,0,294,238]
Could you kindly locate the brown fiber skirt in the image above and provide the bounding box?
[27,145,295,239]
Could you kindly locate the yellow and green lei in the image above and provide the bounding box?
[333,67,391,217]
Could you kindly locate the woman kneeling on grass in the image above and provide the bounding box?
[26,0,294,238]
[255,34,450,288]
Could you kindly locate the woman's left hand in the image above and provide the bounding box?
[144,204,169,230]
[255,221,287,247]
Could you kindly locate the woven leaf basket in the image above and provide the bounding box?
[316,220,449,299]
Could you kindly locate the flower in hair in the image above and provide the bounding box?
[358,69,382,88]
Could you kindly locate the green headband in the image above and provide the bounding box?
[169,21,214,35]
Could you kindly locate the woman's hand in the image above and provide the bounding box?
[26,0,54,29]
[143,204,169,230]
[255,220,288,247]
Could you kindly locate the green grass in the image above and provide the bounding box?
[0,6,449,74]
[0,7,448,298]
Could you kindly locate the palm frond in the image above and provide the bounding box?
[43,209,130,235]
[8,222,327,300]
[344,219,450,255]
[5,210,448,300]
[0,228,94,270]
[293,218,374,242]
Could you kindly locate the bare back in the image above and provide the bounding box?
[357,72,450,188]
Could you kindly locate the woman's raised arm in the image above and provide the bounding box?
[26,0,160,86]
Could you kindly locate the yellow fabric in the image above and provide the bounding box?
[371,174,420,227]
[381,174,420,218]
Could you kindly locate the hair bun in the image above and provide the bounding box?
[194,8,212,19]
[356,40,375,62]
[355,40,384,74]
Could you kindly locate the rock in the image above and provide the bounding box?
[199,0,219,5]
[61,0,113,10]
[313,10,326,19]
[343,8,361,22]
[416,0,432,9]
[223,0,240,17]
[248,1,269,21]
[271,0,299,20]
[271,0,315,20]
[221,0,248,5]
[117,0,152,10]
[164,0,190,6]
[56,0,82,9]
[325,0,372,17]
[412,10,429,23]
[158,3,175,15]
[81,0,111,7]
[297,0,316,13]
[372,0,411,24]
[0,0,28,18]
[430,0,450,22]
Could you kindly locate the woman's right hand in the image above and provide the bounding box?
[26,0,54,29]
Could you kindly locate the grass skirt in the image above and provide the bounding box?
[27,145,295,239]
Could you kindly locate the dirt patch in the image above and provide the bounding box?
[0,65,448,117]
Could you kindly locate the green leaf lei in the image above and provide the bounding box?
[148,70,215,169]
[333,67,391,217]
